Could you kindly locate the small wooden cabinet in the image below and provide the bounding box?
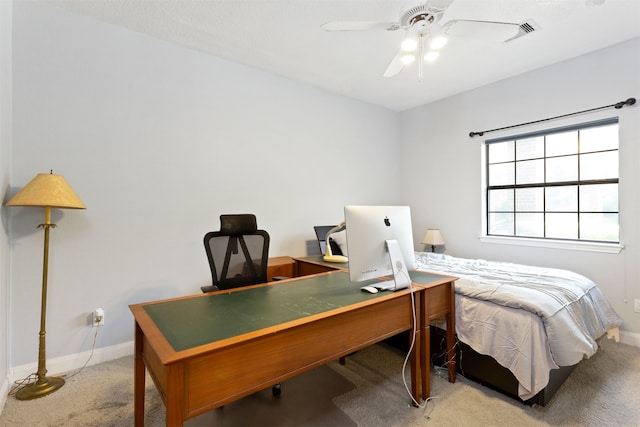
[266,256,295,281]
[267,256,344,280]
[292,256,346,277]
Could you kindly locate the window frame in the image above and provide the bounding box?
[481,117,623,253]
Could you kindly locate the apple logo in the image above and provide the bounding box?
[384,216,391,227]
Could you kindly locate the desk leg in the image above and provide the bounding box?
[420,290,430,401]
[134,323,145,427]
[446,281,456,383]
[165,363,185,426]
[410,293,421,404]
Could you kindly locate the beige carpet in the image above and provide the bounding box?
[1,338,638,426]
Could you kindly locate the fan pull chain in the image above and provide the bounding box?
[418,36,424,82]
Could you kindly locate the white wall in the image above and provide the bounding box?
[401,38,640,340]
[0,0,13,408]
[8,1,400,367]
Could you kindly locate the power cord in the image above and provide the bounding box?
[8,373,39,397]
[400,283,444,419]
[398,268,435,410]
[65,323,101,381]
[398,268,463,417]
[9,324,101,396]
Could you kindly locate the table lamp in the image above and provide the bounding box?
[323,222,348,263]
[421,228,445,252]
[6,171,86,400]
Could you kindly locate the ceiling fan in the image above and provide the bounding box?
[321,0,537,81]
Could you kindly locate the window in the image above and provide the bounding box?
[485,118,619,243]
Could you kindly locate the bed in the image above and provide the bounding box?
[413,251,622,406]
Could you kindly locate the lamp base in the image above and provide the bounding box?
[15,376,64,400]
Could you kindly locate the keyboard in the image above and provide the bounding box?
[374,280,396,291]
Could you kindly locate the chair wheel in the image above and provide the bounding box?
[272,383,281,397]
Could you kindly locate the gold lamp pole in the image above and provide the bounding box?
[6,171,85,400]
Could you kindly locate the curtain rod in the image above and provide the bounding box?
[469,97,636,138]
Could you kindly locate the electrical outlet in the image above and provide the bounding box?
[634,299,640,314]
[93,308,105,326]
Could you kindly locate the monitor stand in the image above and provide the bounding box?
[386,239,411,290]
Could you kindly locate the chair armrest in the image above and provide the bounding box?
[200,284,220,293]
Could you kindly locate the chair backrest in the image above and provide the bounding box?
[204,214,270,290]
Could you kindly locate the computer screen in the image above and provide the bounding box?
[344,205,416,290]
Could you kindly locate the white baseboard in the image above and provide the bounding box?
[0,373,10,417]
[619,330,640,348]
[10,340,134,384]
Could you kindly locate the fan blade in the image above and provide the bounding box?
[443,19,522,42]
[321,21,400,32]
[383,48,405,78]
[428,0,455,10]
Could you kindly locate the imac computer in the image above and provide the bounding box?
[344,205,416,291]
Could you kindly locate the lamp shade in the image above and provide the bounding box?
[6,173,85,209]
[421,229,445,246]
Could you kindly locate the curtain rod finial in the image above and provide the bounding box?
[615,97,636,109]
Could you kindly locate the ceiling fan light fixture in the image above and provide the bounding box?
[424,50,440,62]
[401,27,419,52]
[401,52,416,65]
[429,35,447,49]
[428,24,448,49]
[401,38,418,52]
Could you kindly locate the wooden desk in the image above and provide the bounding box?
[294,256,457,399]
[130,271,422,426]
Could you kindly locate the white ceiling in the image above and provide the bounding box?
[43,0,640,111]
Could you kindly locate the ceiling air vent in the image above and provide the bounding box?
[505,19,540,42]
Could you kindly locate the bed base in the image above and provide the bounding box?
[429,326,576,406]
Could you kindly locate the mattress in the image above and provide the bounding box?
[414,252,622,399]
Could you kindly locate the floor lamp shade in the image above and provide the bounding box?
[6,172,85,400]
[6,173,85,209]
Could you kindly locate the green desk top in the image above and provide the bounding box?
[143,270,450,353]
[144,272,381,352]
[409,270,451,285]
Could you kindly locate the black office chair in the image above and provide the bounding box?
[202,214,282,396]
[202,214,270,293]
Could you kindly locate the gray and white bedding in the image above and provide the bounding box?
[414,251,622,400]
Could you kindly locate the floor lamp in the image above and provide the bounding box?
[6,172,85,400]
